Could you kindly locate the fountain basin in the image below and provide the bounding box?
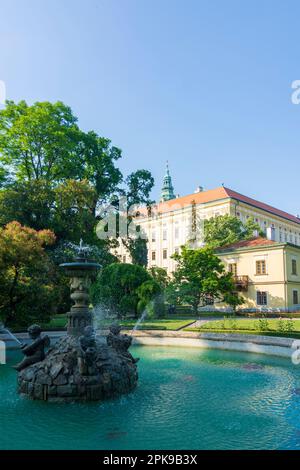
[2,345,300,450]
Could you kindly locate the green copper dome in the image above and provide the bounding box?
[160,162,175,202]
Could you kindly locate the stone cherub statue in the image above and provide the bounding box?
[77,325,98,374]
[13,325,50,372]
[107,323,139,364]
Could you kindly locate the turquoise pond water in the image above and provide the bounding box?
[1,346,300,450]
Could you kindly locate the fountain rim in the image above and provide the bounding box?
[59,261,101,270]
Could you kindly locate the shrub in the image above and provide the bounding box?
[277,318,286,334]
[91,263,163,318]
[228,316,237,330]
[257,315,269,331]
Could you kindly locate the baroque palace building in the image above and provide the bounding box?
[114,164,300,312]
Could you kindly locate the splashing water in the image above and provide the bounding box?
[0,323,22,346]
[93,303,116,332]
[132,306,150,332]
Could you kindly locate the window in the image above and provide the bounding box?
[174,226,179,239]
[292,259,297,275]
[163,227,167,241]
[122,255,126,263]
[163,249,167,260]
[228,263,237,276]
[293,290,299,305]
[151,251,156,261]
[174,247,179,255]
[256,260,267,275]
[257,291,268,306]
[151,231,156,242]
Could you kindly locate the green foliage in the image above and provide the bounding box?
[125,170,155,208]
[286,318,295,333]
[228,316,238,330]
[223,291,245,313]
[257,315,269,331]
[110,169,154,266]
[0,101,122,201]
[0,178,103,246]
[121,237,148,267]
[204,214,264,249]
[0,100,82,182]
[167,246,237,314]
[243,217,264,239]
[277,318,294,334]
[217,316,238,330]
[151,294,166,319]
[0,221,56,327]
[91,263,153,318]
[148,267,170,289]
[136,279,165,319]
[136,279,161,304]
[277,317,286,334]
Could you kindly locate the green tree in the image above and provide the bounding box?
[243,217,264,239]
[0,221,56,327]
[136,279,164,318]
[167,246,237,315]
[52,179,98,243]
[223,291,244,314]
[0,180,54,230]
[204,214,263,249]
[91,263,152,318]
[148,266,170,289]
[121,169,154,266]
[0,100,81,182]
[0,101,123,208]
[0,179,99,244]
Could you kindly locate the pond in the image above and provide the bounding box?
[1,346,300,450]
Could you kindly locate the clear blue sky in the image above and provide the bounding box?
[0,0,299,215]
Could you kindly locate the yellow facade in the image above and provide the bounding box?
[217,242,300,312]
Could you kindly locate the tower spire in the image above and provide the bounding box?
[160,161,175,202]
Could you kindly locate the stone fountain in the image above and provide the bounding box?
[16,240,139,402]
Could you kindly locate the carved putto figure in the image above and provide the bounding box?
[107,323,139,364]
[13,325,50,372]
[77,325,97,373]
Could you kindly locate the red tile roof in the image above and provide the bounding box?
[223,187,300,225]
[216,237,278,252]
[146,186,300,225]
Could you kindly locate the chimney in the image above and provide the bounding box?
[266,226,276,241]
[194,186,204,193]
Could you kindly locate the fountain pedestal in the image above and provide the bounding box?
[16,242,139,402]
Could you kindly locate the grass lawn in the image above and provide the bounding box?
[42,314,196,331]
[42,315,68,329]
[119,318,196,330]
[186,318,300,338]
